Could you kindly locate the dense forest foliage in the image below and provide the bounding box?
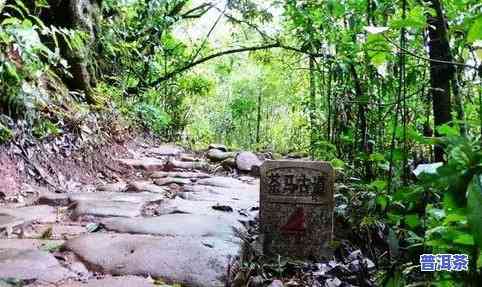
[1,0,481,286]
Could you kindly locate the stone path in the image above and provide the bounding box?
[0,144,259,287]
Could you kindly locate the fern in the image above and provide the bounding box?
[0,2,85,118]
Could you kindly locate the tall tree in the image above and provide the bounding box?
[426,0,454,162]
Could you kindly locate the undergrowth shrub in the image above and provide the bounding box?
[93,82,171,137]
[0,1,85,118]
[32,118,61,139]
[132,102,170,136]
[344,132,482,286]
[0,122,13,144]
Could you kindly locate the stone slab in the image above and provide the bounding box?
[97,182,128,192]
[69,192,164,204]
[0,239,64,250]
[65,233,231,286]
[117,158,165,171]
[51,224,86,239]
[127,181,168,194]
[146,144,184,156]
[153,177,192,186]
[66,276,156,287]
[73,200,144,219]
[0,214,25,230]
[196,177,246,188]
[149,171,210,179]
[0,249,73,283]
[101,214,239,238]
[180,153,197,162]
[260,160,334,259]
[37,192,71,206]
[67,192,165,219]
[38,191,164,209]
[176,179,259,214]
[0,205,57,226]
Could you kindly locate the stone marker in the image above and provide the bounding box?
[260,160,334,259]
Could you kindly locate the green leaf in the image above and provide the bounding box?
[444,213,467,224]
[0,123,13,144]
[426,225,448,237]
[389,6,427,29]
[387,212,402,225]
[371,52,387,67]
[377,194,388,210]
[14,0,29,13]
[406,6,426,28]
[4,62,19,80]
[330,158,345,170]
[453,233,474,246]
[392,148,403,161]
[370,179,387,191]
[30,15,47,31]
[467,175,482,248]
[467,16,482,43]
[437,124,459,137]
[477,250,482,268]
[327,0,345,18]
[365,33,389,67]
[369,152,385,162]
[405,214,420,229]
[425,239,450,249]
[4,4,25,18]
[1,17,21,26]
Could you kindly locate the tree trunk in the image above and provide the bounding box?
[349,63,372,180]
[452,63,466,136]
[41,0,101,101]
[427,0,454,162]
[326,63,332,142]
[309,56,316,159]
[256,90,262,147]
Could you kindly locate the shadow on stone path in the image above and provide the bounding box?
[0,144,259,287]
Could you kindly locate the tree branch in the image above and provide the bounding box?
[188,4,225,64]
[152,43,281,85]
[382,34,478,70]
[212,6,273,41]
[181,2,213,19]
[151,42,331,84]
[167,1,188,17]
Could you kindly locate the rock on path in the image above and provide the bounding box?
[117,158,165,171]
[206,149,236,162]
[101,214,239,239]
[0,249,74,282]
[146,144,185,157]
[66,176,258,286]
[0,143,260,286]
[0,205,58,237]
[235,151,262,172]
[65,233,229,287]
[208,143,228,152]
